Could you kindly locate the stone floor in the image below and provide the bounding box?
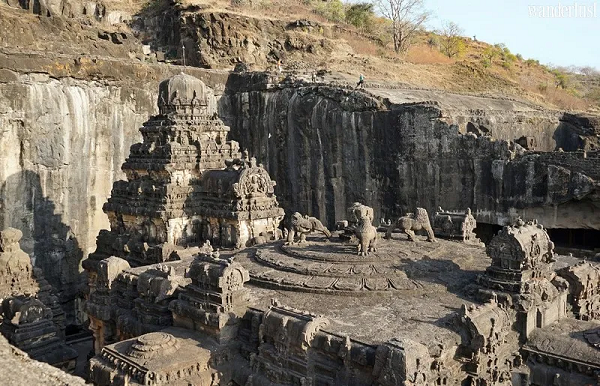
[234,234,492,352]
[524,318,600,365]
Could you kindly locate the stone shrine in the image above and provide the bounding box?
[478,219,568,338]
[1,296,78,372]
[0,228,77,372]
[0,227,33,295]
[557,261,600,321]
[432,207,479,243]
[83,73,284,275]
[87,252,252,385]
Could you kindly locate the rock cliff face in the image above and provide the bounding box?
[0,72,153,318]
[1,0,131,23]
[133,2,335,68]
[221,74,600,233]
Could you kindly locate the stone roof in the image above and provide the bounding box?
[91,327,217,385]
[158,72,212,113]
[486,219,554,265]
[524,318,600,366]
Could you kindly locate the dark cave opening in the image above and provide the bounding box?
[547,228,600,251]
[474,223,502,244]
[477,223,600,252]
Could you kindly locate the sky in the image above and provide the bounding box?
[423,0,600,70]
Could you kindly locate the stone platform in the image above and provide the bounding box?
[234,234,489,295]
[233,234,493,347]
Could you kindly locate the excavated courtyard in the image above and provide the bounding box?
[234,234,580,348]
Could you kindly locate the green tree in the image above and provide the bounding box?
[314,0,345,23]
[482,46,499,65]
[439,21,465,58]
[345,3,375,31]
[426,34,439,50]
[552,69,570,89]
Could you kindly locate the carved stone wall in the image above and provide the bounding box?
[170,253,250,343]
[558,262,600,321]
[433,208,479,242]
[85,257,192,354]
[457,300,521,385]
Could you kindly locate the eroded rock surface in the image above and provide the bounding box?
[221,75,600,233]
[0,333,86,386]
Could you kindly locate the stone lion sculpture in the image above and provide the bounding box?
[285,212,331,244]
[385,208,436,242]
[354,205,377,256]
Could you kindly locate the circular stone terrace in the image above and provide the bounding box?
[233,233,490,296]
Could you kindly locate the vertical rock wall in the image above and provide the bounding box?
[222,81,599,232]
[220,85,392,227]
[0,73,153,318]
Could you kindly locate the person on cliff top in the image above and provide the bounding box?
[277,59,283,73]
[356,73,365,89]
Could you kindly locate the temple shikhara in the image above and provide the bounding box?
[84,73,284,271]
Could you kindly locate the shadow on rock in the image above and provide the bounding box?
[0,170,84,325]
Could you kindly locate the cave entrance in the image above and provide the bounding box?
[474,223,502,244]
[547,228,600,251]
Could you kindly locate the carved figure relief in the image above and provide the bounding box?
[233,166,276,198]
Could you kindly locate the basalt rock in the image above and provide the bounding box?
[132,4,334,68]
[0,333,85,385]
[221,75,600,234]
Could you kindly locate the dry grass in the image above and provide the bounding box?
[335,30,382,57]
[538,87,590,111]
[405,44,454,65]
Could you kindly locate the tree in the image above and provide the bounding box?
[426,34,439,50]
[345,3,375,31]
[552,69,570,89]
[439,21,465,58]
[579,66,599,76]
[314,0,345,23]
[482,46,499,65]
[375,0,430,54]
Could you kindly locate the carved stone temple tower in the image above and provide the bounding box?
[84,73,284,272]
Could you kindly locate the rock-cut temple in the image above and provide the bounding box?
[84,73,284,270]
